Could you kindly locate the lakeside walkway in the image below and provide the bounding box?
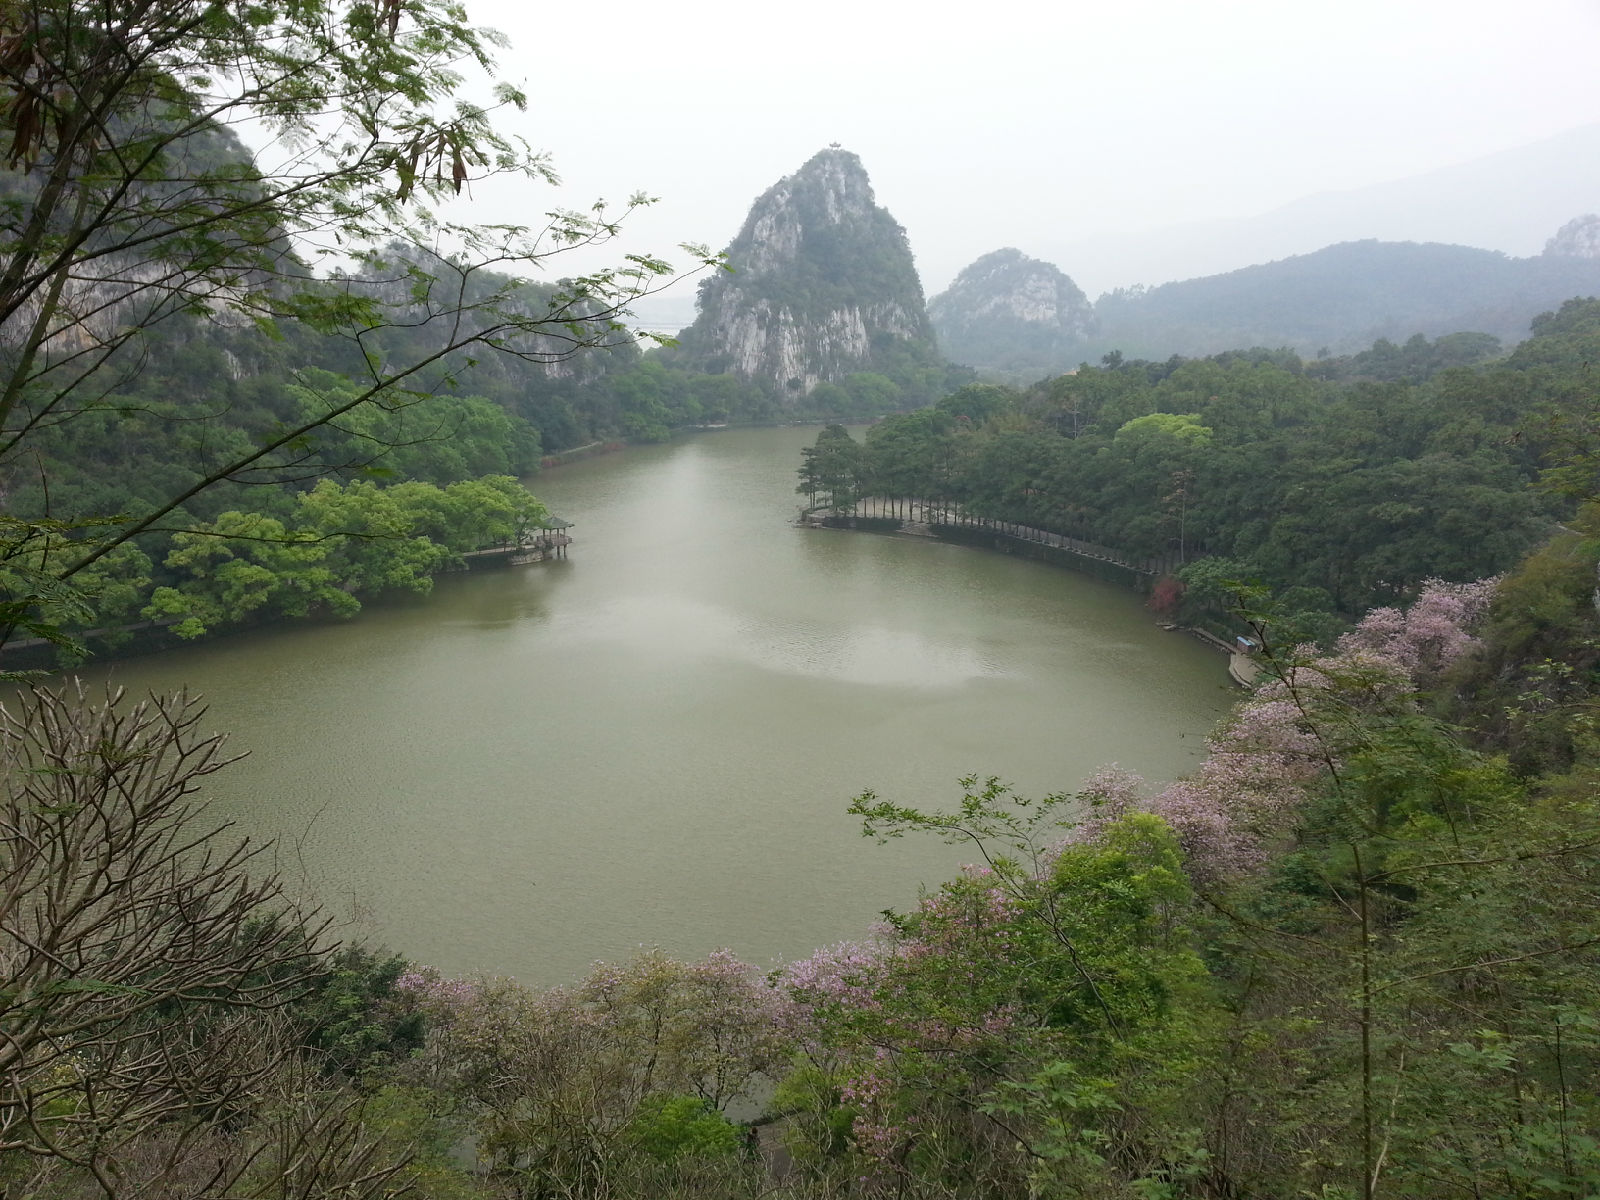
[815,496,1174,579]
[806,497,1260,688]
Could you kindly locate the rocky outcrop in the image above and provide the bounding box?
[928,248,1096,375]
[675,148,934,395]
[1545,214,1600,259]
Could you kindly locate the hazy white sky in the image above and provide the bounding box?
[452,0,1600,299]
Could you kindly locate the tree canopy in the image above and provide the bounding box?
[795,312,1594,623]
[0,0,712,652]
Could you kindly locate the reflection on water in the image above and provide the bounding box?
[436,566,561,630]
[67,426,1234,985]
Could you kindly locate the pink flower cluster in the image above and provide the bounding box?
[841,1065,912,1166]
[775,940,887,1042]
[395,968,481,1026]
[899,879,1020,968]
[1336,577,1498,683]
[1063,764,1147,846]
[779,872,1033,1067]
[1073,576,1500,883]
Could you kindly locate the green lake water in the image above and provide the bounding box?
[70,426,1234,984]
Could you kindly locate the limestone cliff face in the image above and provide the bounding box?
[1545,214,1600,259]
[928,248,1096,375]
[676,148,934,394]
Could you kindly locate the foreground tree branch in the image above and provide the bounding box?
[0,685,330,1167]
[0,0,718,652]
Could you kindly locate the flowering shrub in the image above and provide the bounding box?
[395,948,787,1190]
[1063,764,1146,846]
[776,800,1217,1195]
[1336,577,1498,683]
[1076,577,1506,884]
[393,967,480,1027]
[777,939,888,1048]
[578,947,791,1110]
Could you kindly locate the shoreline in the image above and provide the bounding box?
[802,507,1258,688]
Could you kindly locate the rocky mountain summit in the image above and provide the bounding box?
[674,148,935,396]
[928,248,1096,375]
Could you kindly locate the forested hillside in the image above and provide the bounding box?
[0,254,633,652]
[925,239,1600,377]
[1092,240,1600,360]
[796,302,1600,636]
[928,248,1098,380]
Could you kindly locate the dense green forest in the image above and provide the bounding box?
[796,302,1600,640]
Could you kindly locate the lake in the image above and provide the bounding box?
[72,426,1234,985]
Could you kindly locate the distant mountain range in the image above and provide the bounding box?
[660,131,1600,381]
[1040,124,1600,297]
[928,238,1600,374]
[1090,239,1600,360]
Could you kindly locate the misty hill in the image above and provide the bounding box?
[1090,240,1600,360]
[927,248,1095,378]
[1545,213,1600,259]
[673,148,939,397]
[1043,124,1600,296]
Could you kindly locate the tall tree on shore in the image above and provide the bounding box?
[797,424,864,515]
